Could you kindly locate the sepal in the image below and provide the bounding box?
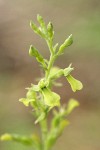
[64,64,74,76]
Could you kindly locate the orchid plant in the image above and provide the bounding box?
[0,15,83,150]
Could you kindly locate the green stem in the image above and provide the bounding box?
[45,54,54,79]
[46,40,53,54]
[40,118,48,150]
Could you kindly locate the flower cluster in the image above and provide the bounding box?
[0,15,83,150]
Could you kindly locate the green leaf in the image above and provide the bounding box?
[19,98,35,107]
[42,87,60,107]
[66,75,83,92]
[58,34,73,55]
[65,98,79,115]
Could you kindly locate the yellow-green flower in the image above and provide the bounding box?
[42,87,60,107]
[66,75,83,92]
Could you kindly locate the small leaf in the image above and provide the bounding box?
[19,98,35,107]
[66,75,83,92]
[42,87,60,107]
[65,98,79,115]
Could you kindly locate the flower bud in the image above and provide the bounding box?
[37,14,44,26]
[58,34,73,55]
[47,22,54,39]
[30,21,43,37]
[29,45,44,63]
[29,45,39,57]
[37,14,47,34]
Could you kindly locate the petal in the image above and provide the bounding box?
[42,88,60,107]
[66,75,83,92]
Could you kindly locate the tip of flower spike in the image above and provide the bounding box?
[69,34,72,37]
[29,45,33,56]
[30,20,33,27]
[37,14,41,19]
[37,14,43,23]
[0,134,12,141]
[67,34,73,46]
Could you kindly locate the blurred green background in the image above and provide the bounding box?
[0,0,100,150]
